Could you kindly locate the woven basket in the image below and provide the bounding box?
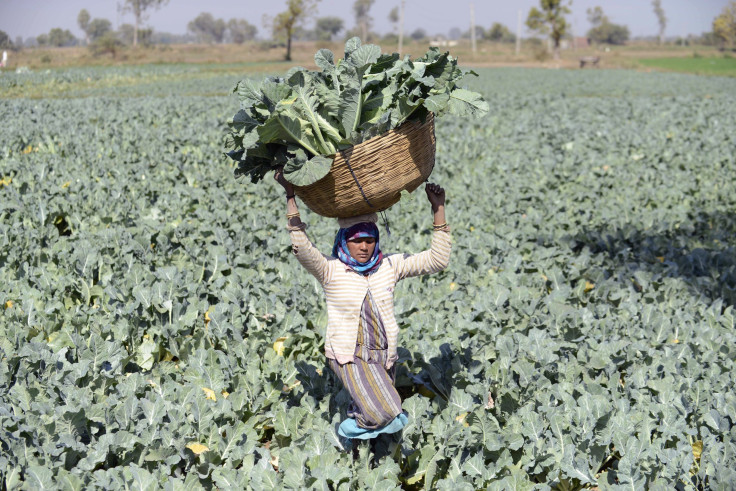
[293,113,436,218]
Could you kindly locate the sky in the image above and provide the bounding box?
[0,0,729,42]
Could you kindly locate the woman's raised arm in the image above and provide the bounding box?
[274,169,332,284]
[425,182,446,229]
[390,182,451,281]
[274,168,302,229]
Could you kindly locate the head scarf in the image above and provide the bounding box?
[332,222,383,275]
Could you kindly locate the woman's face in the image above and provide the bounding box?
[346,236,376,263]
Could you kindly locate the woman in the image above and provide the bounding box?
[275,170,451,447]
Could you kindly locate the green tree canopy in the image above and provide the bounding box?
[46,28,78,47]
[119,24,153,45]
[487,22,515,43]
[410,27,427,41]
[77,9,91,45]
[652,0,667,44]
[0,30,13,49]
[713,1,736,49]
[588,22,629,45]
[227,19,258,44]
[267,0,320,61]
[586,6,630,45]
[353,0,375,41]
[188,13,226,43]
[388,6,399,30]
[87,18,113,42]
[526,0,572,59]
[314,16,344,41]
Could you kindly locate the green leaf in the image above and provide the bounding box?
[293,86,333,154]
[424,93,450,113]
[344,36,361,57]
[347,44,381,69]
[257,111,321,157]
[314,49,335,71]
[448,88,490,117]
[24,465,55,490]
[284,155,332,187]
[338,84,361,136]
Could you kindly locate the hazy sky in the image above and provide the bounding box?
[0,0,729,41]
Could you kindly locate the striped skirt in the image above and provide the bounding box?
[328,291,403,430]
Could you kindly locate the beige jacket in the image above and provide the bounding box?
[288,224,451,367]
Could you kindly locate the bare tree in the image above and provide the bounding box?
[652,0,667,45]
[122,0,169,47]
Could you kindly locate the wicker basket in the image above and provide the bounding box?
[293,113,436,218]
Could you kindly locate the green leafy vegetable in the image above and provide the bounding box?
[226,37,488,186]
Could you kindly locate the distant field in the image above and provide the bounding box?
[639,55,736,77]
[1,40,727,74]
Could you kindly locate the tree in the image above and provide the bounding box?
[587,6,604,26]
[410,28,427,41]
[188,13,226,43]
[388,6,399,33]
[119,24,153,45]
[526,0,572,60]
[121,0,169,47]
[227,19,258,44]
[448,27,462,40]
[91,31,123,57]
[47,28,78,47]
[266,0,319,61]
[588,22,629,45]
[713,1,736,50]
[87,18,113,42]
[353,0,375,41]
[652,0,666,45]
[314,16,344,41]
[463,26,485,40]
[487,22,515,43]
[77,9,90,45]
[586,6,629,45]
[0,30,13,49]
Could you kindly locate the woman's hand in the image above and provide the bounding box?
[275,167,301,222]
[274,167,294,196]
[425,182,445,212]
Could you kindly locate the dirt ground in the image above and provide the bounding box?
[1,39,724,73]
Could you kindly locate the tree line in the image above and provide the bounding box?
[525,0,736,59]
[1,0,735,57]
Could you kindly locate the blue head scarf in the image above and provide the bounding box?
[331,222,383,275]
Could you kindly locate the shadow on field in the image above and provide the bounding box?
[403,343,469,401]
[566,210,736,306]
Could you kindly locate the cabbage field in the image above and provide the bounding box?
[1,64,735,490]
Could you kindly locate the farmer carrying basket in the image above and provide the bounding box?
[276,169,450,448]
[225,37,487,452]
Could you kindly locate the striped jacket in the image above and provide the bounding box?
[289,224,452,367]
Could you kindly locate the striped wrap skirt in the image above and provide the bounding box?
[327,291,403,430]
